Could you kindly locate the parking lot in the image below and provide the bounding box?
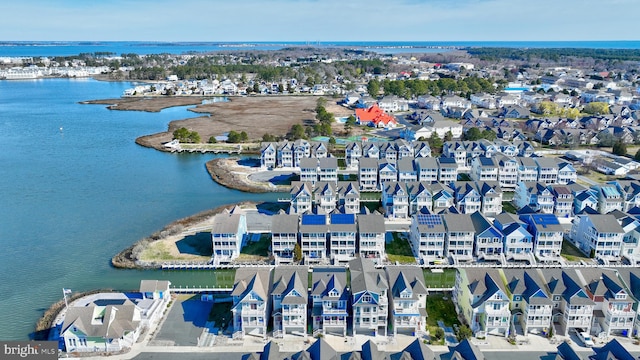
[151,296,213,346]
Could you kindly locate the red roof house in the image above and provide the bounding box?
[355,104,397,129]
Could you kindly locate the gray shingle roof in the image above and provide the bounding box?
[442,213,475,232]
[271,214,299,233]
[584,214,625,234]
[349,258,388,295]
[357,213,386,234]
[212,212,244,234]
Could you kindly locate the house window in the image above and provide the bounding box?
[362,294,372,303]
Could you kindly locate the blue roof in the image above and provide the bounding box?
[330,213,355,225]
[301,214,326,225]
[416,214,443,227]
[479,157,495,166]
[602,185,621,198]
[438,157,457,164]
[529,214,560,226]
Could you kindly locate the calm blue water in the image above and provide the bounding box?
[0,78,277,340]
[2,40,639,57]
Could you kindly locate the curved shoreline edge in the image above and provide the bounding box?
[34,289,119,340]
[111,201,257,269]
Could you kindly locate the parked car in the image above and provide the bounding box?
[576,328,595,347]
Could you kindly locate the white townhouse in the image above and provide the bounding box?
[571,214,624,263]
[386,266,428,336]
[520,214,564,262]
[211,208,247,264]
[503,269,553,336]
[407,181,433,214]
[541,269,595,337]
[271,214,299,265]
[231,268,271,339]
[358,158,379,191]
[517,157,539,183]
[535,158,559,184]
[300,158,318,185]
[410,213,446,264]
[357,213,386,264]
[471,157,498,182]
[299,214,329,264]
[350,258,389,337]
[260,142,277,169]
[271,266,308,337]
[595,184,624,214]
[382,182,410,219]
[580,269,635,338]
[557,161,577,185]
[328,213,357,263]
[414,157,438,183]
[442,213,475,263]
[495,155,519,189]
[345,142,362,169]
[289,182,313,215]
[310,267,349,336]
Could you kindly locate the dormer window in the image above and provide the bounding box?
[362,294,372,303]
[616,293,627,300]
[401,291,412,299]
[329,290,338,297]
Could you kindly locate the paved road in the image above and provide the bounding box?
[578,174,599,186]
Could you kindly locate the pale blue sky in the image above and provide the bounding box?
[2,0,638,41]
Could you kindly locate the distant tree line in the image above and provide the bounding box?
[466,47,640,62]
[368,77,498,98]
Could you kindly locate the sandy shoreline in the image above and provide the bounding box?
[111,201,258,269]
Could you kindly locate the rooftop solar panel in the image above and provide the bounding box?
[330,214,355,225]
[532,214,559,225]
[416,214,443,228]
[602,186,620,198]
[479,157,495,166]
[302,215,326,225]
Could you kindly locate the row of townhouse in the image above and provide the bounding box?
[358,157,459,191]
[231,259,427,340]
[345,140,432,168]
[381,180,503,219]
[271,212,386,265]
[454,267,640,340]
[442,140,535,168]
[469,156,577,188]
[514,179,640,217]
[288,181,360,214]
[260,138,535,172]
[570,211,640,265]
[408,212,564,265]
[244,336,634,360]
[260,140,328,169]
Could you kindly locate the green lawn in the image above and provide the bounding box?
[561,240,590,262]
[240,234,271,257]
[386,233,416,264]
[426,292,460,328]
[360,192,382,201]
[502,201,518,214]
[423,269,457,288]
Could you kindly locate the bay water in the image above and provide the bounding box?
[0,78,277,340]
